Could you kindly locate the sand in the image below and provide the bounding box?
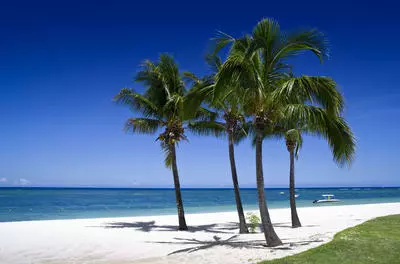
[0,202,399,264]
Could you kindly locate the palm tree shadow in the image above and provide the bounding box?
[153,235,267,255]
[151,235,324,255]
[102,221,239,234]
[101,221,318,233]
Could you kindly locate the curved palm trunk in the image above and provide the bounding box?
[289,148,301,228]
[170,143,188,231]
[228,133,249,234]
[255,131,282,246]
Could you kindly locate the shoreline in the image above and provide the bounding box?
[1,202,400,263]
[2,200,400,224]
[3,187,400,223]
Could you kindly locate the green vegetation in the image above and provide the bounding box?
[260,215,400,264]
[246,212,261,233]
[114,18,356,241]
[114,54,210,230]
[187,55,250,233]
[212,18,355,246]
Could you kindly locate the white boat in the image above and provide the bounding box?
[295,194,300,198]
[313,194,341,204]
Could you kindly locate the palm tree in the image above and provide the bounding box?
[114,54,208,231]
[283,115,355,227]
[276,76,355,228]
[185,55,249,233]
[284,128,303,227]
[213,18,331,246]
[189,108,250,233]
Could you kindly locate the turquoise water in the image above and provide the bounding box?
[0,187,399,222]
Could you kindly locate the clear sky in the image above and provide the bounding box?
[1,0,399,188]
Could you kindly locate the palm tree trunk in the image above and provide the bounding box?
[170,143,188,231]
[289,148,301,228]
[255,130,282,246]
[228,133,249,234]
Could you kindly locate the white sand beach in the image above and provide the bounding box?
[0,203,399,264]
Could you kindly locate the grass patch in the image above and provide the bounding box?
[260,214,400,264]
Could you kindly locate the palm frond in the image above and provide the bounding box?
[135,60,168,108]
[277,76,344,115]
[247,18,280,61]
[114,88,160,118]
[250,123,285,147]
[187,121,226,138]
[158,54,185,96]
[183,71,200,84]
[183,80,214,120]
[212,30,235,56]
[135,60,158,84]
[205,53,223,72]
[215,51,260,103]
[163,94,184,121]
[295,132,303,158]
[272,29,329,65]
[284,104,355,166]
[283,104,327,129]
[124,118,162,134]
[194,107,219,121]
[322,116,355,167]
[160,141,173,168]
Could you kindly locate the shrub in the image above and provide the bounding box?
[246,212,261,233]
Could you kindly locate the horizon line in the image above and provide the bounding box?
[0,186,399,189]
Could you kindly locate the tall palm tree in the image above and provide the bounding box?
[114,54,208,231]
[186,55,249,233]
[284,128,303,227]
[213,18,331,246]
[189,107,250,233]
[276,76,355,228]
[281,116,355,228]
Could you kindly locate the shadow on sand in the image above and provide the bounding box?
[150,235,324,255]
[102,221,319,233]
[102,221,240,234]
[98,220,323,255]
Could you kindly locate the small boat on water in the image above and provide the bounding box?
[313,194,341,204]
[295,194,300,198]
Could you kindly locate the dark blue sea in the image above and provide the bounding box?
[1,187,400,222]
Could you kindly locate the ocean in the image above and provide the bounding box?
[1,187,399,222]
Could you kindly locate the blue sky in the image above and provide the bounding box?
[0,0,399,188]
